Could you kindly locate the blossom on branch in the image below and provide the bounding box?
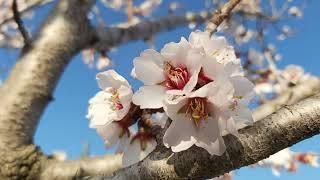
[133,31,254,155]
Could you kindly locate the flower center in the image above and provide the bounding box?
[163,62,190,90]
[197,68,213,87]
[179,97,209,126]
[108,88,124,110]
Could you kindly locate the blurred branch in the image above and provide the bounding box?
[205,0,241,34]
[12,0,31,48]
[0,0,54,27]
[93,11,213,51]
[253,77,320,121]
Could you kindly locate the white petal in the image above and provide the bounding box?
[133,49,165,85]
[160,37,191,67]
[132,85,166,109]
[196,116,220,143]
[96,123,122,147]
[201,56,225,80]
[196,136,226,156]
[232,106,253,125]
[163,114,197,152]
[96,70,130,90]
[122,139,157,167]
[115,135,131,153]
[163,96,188,118]
[116,85,133,120]
[87,91,117,128]
[230,76,254,98]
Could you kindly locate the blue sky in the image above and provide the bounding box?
[1,0,320,179]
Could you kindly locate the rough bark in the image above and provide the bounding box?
[0,0,95,179]
[104,92,320,179]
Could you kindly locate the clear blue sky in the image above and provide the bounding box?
[1,0,320,179]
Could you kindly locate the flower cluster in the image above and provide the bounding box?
[132,31,254,155]
[87,31,254,166]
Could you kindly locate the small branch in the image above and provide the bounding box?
[12,0,31,48]
[205,0,242,34]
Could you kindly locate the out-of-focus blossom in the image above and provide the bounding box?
[235,0,261,14]
[234,25,254,44]
[280,64,304,84]
[248,48,264,67]
[288,6,303,18]
[52,150,67,161]
[96,55,112,70]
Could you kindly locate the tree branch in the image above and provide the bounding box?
[104,92,320,179]
[41,154,122,179]
[12,0,31,48]
[92,11,213,52]
[253,77,320,121]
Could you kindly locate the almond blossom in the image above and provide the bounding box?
[87,70,156,166]
[133,31,254,155]
[132,38,202,109]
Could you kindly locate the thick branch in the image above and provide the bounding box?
[106,92,320,179]
[0,0,95,179]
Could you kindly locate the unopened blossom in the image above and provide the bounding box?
[132,38,202,109]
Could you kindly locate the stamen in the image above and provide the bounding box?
[108,88,124,110]
[163,62,190,90]
[178,97,209,126]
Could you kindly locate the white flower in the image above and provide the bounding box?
[132,38,202,109]
[163,89,226,155]
[87,70,132,127]
[248,48,264,67]
[235,0,261,14]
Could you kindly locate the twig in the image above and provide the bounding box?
[205,0,242,35]
[12,0,31,48]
